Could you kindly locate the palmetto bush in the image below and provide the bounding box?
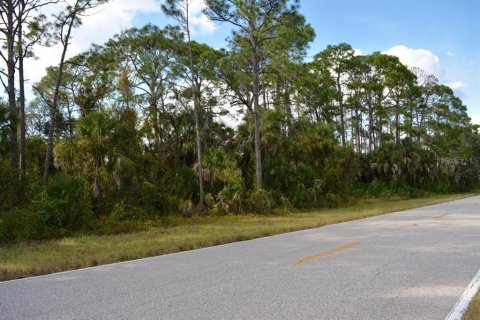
[359,140,438,192]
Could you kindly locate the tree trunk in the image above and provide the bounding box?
[185,15,204,212]
[6,0,18,171]
[192,83,204,211]
[148,90,161,150]
[395,98,400,144]
[350,109,354,148]
[339,104,345,145]
[252,46,263,190]
[336,74,345,146]
[355,108,361,153]
[18,21,27,180]
[283,80,291,136]
[3,0,19,200]
[43,12,76,185]
[43,99,56,185]
[368,94,373,153]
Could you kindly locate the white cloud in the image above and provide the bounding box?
[188,0,218,35]
[25,0,161,86]
[471,114,480,125]
[446,81,468,100]
[72,0,161,52]
[353,48,362,56]
[383,45,441,77]
[446,81,466,90]
[445,51,455,57]
[24,0,217,87]
[382,46,471,103]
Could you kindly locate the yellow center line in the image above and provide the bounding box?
[294,242,360,266]
[434,212,449,219]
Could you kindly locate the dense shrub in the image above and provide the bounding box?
[99,200,148,234]
[453,159,480,191]
[263,156,316,204]
[244,189,273,214]
[45,174,95,229]
[359,141,437,191]
[162,167,199,204]
[0,174,94,242]
[204,150,244,214]
[0,160,17,211]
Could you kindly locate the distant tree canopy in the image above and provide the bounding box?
[1,0,479,242]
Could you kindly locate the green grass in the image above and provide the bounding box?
[0,193,474,282]
[464,291,480,320]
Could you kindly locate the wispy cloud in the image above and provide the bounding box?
[446,81,466,90]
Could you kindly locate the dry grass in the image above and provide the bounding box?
[464,291,480,320]
[0,193,474,282]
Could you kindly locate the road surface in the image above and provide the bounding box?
[1,196,480,319]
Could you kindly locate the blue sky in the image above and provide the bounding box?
[29,0,480,122]
[299,0,480,120]
[133,0,480,121]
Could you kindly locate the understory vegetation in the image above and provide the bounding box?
[1,0,479,244]
[0,194,472,281]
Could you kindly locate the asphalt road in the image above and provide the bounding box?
[1,196,480,320]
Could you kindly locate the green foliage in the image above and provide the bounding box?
[244,189,273,214]
[204,150,244,214]
[360,141,435,188]
[45,174,94,229]
[1,17,479,244]
[319,147,358,197]
[54,109,140,199]
[263,155,316,206]
[0,160,17,211]
[453,159,480,191]
[100,201,147,234]
[163,167,198,202]
[138,181,164,214]
[0,174,94,243]
[0,100,14,156]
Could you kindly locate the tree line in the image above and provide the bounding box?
[1,0,479,242]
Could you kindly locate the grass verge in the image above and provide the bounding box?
[0,193,475,282]
[463,291,480,320]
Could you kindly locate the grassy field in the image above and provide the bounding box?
[464,291,480,320]
[0,193,474,282]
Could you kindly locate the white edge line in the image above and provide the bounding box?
[445,268,480,320]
